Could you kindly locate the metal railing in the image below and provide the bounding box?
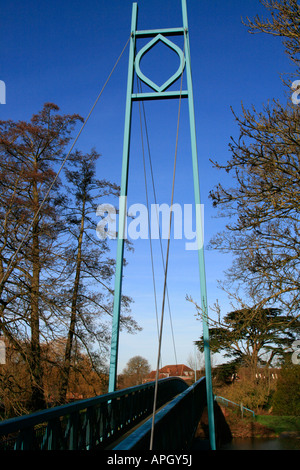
[215,396,255,418]
[114,377,207,450]
[0,377,188,450]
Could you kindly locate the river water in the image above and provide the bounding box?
[221,437,300,450]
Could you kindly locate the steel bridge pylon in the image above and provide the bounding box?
[108,0,216,451]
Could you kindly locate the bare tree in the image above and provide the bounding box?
[0,103,82,410]
[244,0,300,68]
[58,150,139,402]
[0,104,142,412]
[209,0,300,321]
[186,350,205,378]
[121,356,151,387]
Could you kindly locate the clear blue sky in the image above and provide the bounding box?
[0,0,292,372]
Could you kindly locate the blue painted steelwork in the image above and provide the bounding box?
[114,377,208,450]
[108,3,138,393]
[215,396,255,418]
[108,0,216,450]
[181,0,216,451]
[0,378,187,450]
[135,27,185,38]
[135,34,185,92]
[132,90,189,101]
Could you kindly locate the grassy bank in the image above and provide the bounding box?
[255,415,300,436]
[197,405,300,443]
[219,407,300,439]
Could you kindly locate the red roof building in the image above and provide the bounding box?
[144,364,195,383]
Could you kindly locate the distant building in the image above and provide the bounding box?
[143,364,195,383]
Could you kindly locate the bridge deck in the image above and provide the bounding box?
[0,377,210,450]
[103,400,171,450]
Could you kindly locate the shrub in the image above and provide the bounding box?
[272,364,300,416]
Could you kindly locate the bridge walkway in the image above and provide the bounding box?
[0,377,213,451]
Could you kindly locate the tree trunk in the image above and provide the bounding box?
[59,198,86,403]
[29,180,45,411]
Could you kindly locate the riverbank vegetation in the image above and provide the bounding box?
[193,0,300,441]
[217,408,300,441]
[211,362,300,441]
[256,415,300,437]
[213,363,299,415]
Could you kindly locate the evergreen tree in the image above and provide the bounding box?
[0,103,82,410]
[272,363,300,415]
[195,305,300,375]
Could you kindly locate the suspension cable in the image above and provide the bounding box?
[0,34,131,290]
[150,41,185,451]
[137,83,160,343]
[137,79,178,367]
